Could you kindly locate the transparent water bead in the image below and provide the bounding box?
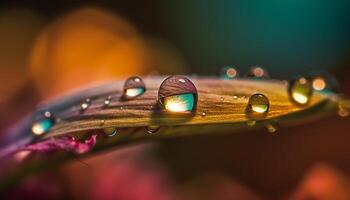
[146,125,160,134]
[246,66,270,78]
[307,71,340,92]
[221,66,238,79]
[103,127,118,137]
[104,96,112,106]
[123,76,145,99]
[247,94,270,114]
[81,98,91,111]
[288,77,313,105]
[158,75,197,114]
[32,112,55,136]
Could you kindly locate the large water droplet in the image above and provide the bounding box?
[288,77,313,105]
[146,125,160,134]
[247,94,270,114]
[158,75,197,114]
[32,113,55,136]
[246,66,269,78]
[221,66,238,79]
[103,127,118,137]
[81,98,91,111]
[307,71,340,92]
[123,76,145,99]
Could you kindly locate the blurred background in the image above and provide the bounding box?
[1,0,350,199]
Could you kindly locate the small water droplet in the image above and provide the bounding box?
[233,95,238,100]
[104,127,118,137]
[246,66,269,78]
[32,114,55,136]
[247,94,269,114]
[288,77,313,105]
[221,66,239,79]
[338,104,349,117]
[307,71,340,92]
[201,112,206,117]
[104,96,112,106]
[146,125,160,134]
[158,75,197,114]
[123,76,146,99]
[247,120,256,127]
[265,121,279,133]
[81,98,91,111]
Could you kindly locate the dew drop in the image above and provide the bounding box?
[233,95,238,100]
[81,98,91,111]
[146,125,160,134]
[265,121,279,133]
[307,71,340,92]
[247,120,256,127]
[221,66,238,79]
[288,77,313,105]
[338,104,349,117]
[246,66,269,78]
[247,94,269,114]
[158,75,197,114]
[201,112,206,117]
[123,76,145,99]
[103,127,118,137]
[104,96,112,107]
[32,113,55,136]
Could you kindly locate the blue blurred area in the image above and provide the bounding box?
[159,0,350,78]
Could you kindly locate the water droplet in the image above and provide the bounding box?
[104,96,112,107]
[158,75,197,114]
[201,112,206,117]
[221,66,238,79]
[246,66,269,78]
[103,127,118,137]
[81,98,91,111]
[32,114,55,136]
[123,76,146,99]
[265,121,279,133]
[247,120,256,127]
[233,95,238,100]
[307,71,340,92]
[247,94,270,114]
[338,104,349,117]
[146,125,160,134]
[288,77,313,105]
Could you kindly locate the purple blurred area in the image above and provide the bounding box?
[0,0,350,199]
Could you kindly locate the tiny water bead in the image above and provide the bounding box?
[81,98,91,111]
[32,113,55,136]
[201,112,206,117]
[247,94,270,114]
[146,125,160,134]
[103,127,118,137]
[123,76,146,99]
[288,77,313,105]
[221,66,238,79]
[104,96,112,107]
[264,120,279,133]
[246,66,269,78]
[158,75,197,114]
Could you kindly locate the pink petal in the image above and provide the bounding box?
[23,135,97,154]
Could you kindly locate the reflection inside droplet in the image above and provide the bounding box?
[312,77,326,91]
[246,66,269,78]
[32,118,54,135]
[163,93,195,112]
